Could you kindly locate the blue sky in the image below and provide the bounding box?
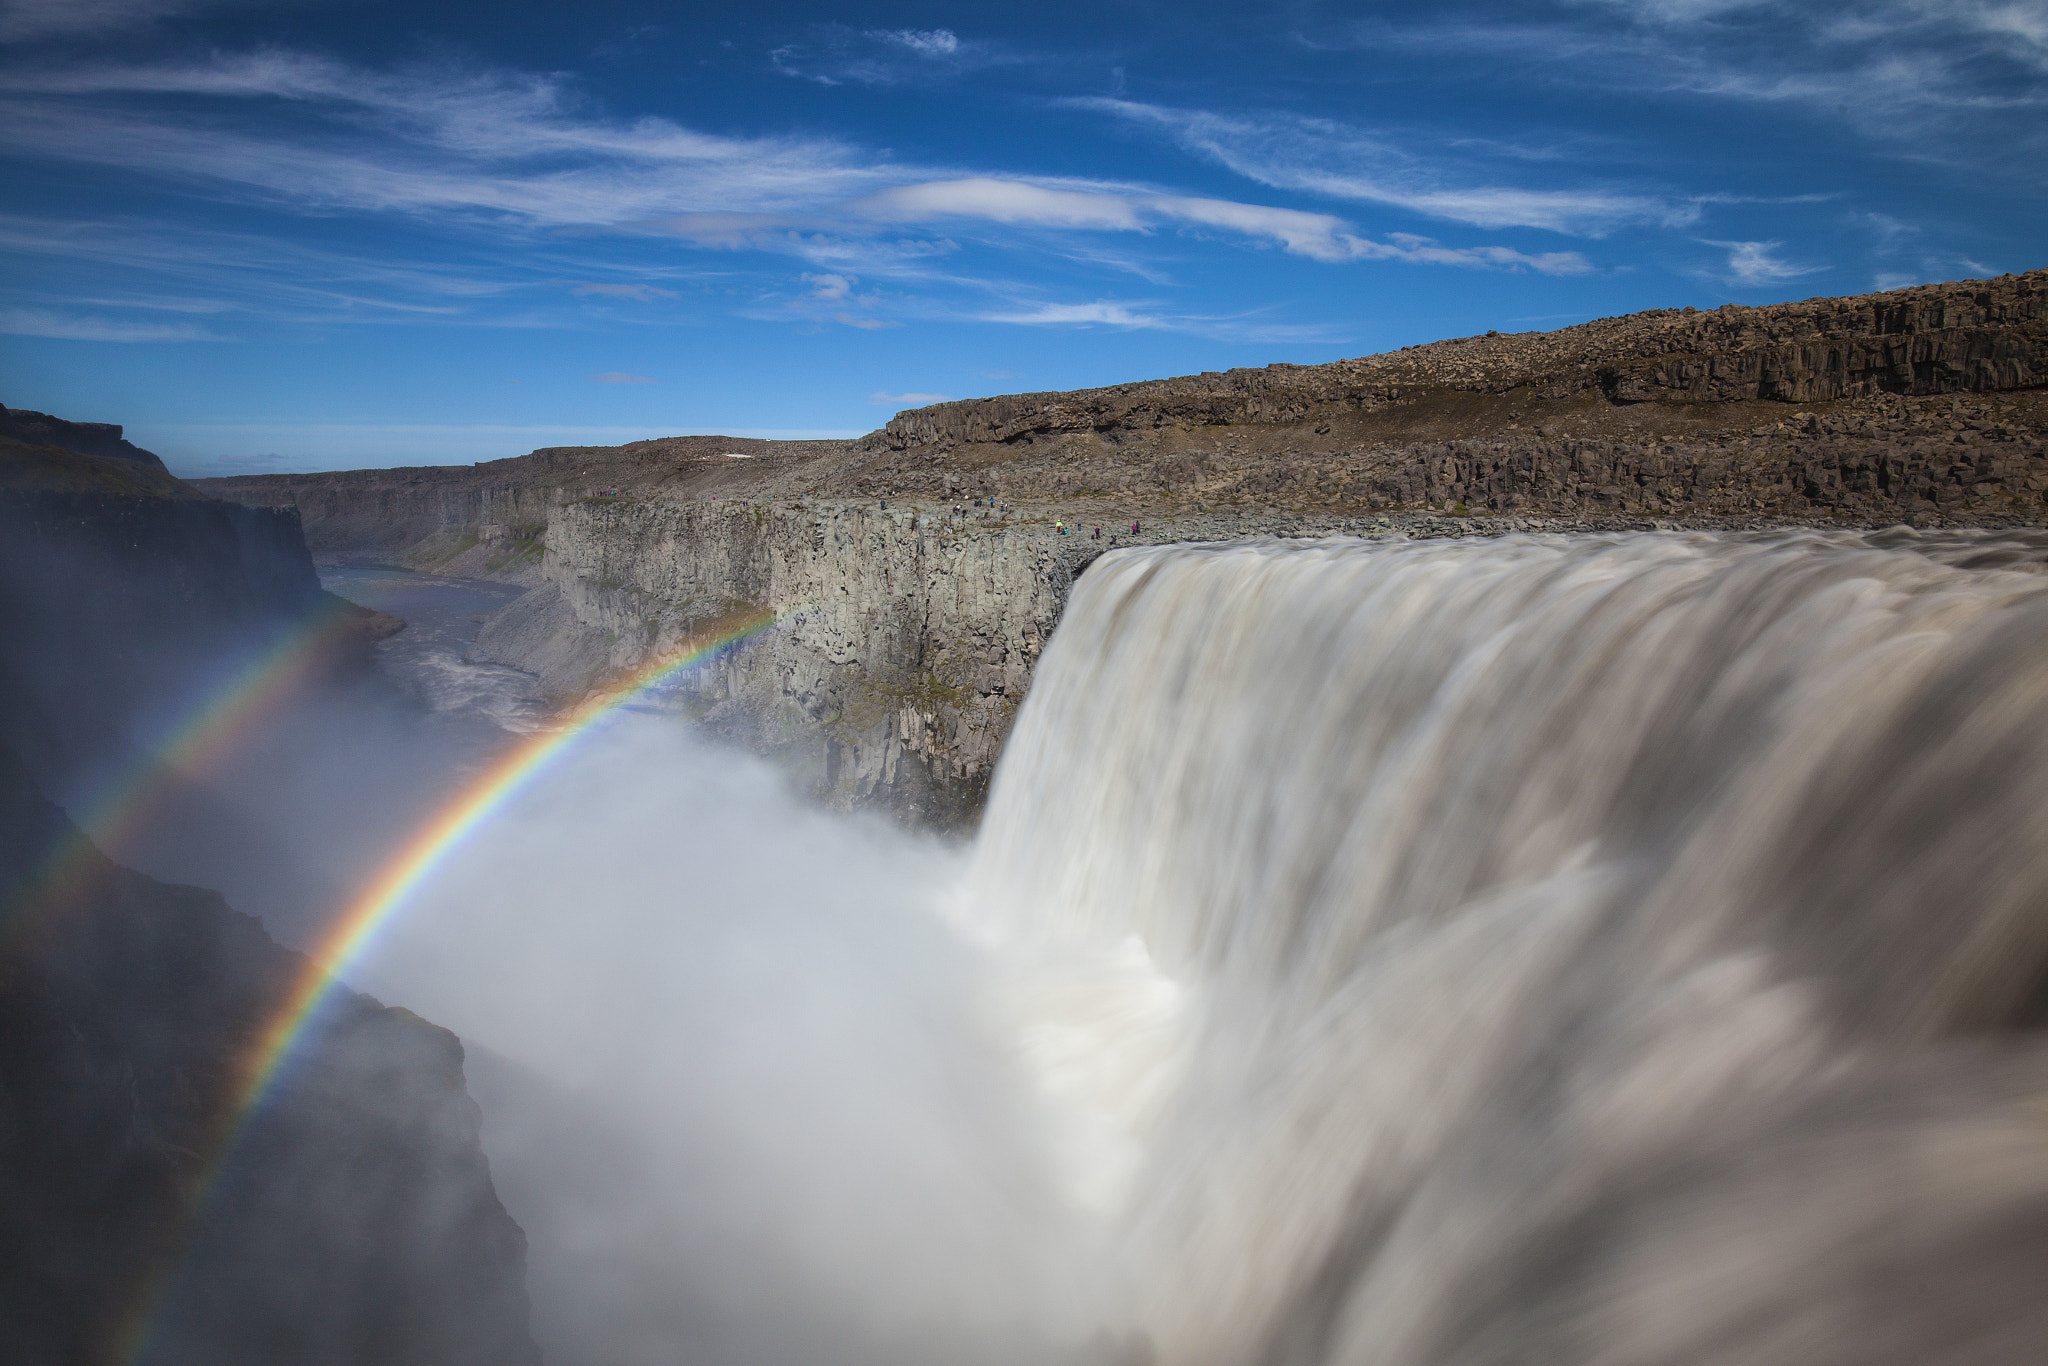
[1,0,2043,476]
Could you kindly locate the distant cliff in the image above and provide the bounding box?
[864,268,2047,450]
[197,269,2048,820]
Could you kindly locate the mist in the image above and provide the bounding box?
[345,717,1119,1366]
[21,528,2048,1366]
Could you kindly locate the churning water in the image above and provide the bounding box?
[360,528,2048,1366]
[963,526,2048,1366]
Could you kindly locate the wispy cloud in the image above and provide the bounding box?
[869,390,953,405]
[0,51,897,223]
[0,305,224,340]
[1075,100,1691,236]
[981,301,1165,328]
[591,371,654,384]
[1354,0,2048,144]
[571,282,677,301]
[1703,239,1826,286]
[0,50,1595,288]
[971,299,1351,343]
[770,24,995,87]
[669,176,1594,273]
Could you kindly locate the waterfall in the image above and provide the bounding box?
[963,528,2048,1366]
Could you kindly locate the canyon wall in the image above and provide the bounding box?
[0,743,537,1366]
[0,416,539,1361]
[0,438,330,783]
[474,498,1069,827]
[197,270,2048,821]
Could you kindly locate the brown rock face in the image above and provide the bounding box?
[865,270,2048,449]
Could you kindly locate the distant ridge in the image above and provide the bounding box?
[864,268,2048,451]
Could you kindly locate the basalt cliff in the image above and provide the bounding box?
[201,269,2048,824]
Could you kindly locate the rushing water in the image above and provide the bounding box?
[963,526,2048,1366]
[351,529,2048,1366]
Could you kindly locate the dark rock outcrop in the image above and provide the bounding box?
[0,403,169,470]
[0,408,533,1363]
[0,425,398,790]
[0,743,537,1366]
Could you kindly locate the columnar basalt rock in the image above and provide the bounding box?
[473,499,1067,826]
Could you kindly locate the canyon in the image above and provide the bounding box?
[0,414,536,1363]
[201,270,2048,823]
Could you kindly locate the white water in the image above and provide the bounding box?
[357,528,2048,1366]
[964,527,2048,1366]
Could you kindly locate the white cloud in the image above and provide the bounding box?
[981,301,1165,327]
[869,28,959,58]
[571,282,677,301]
[591,371,655,384]
[837,178,1592,272]
[771,24,981,87]
[1076,100,1690,236]
[1705,239,1826,286]
[970,299,1353,343]
[801,272,855,300]
[854,178,1144,230]
[1369,0,2048,132]
[0,306,224,340]
[0,53,896,225]
[0,45,1604,341]
[869,390,953,406]
[1566,0,1772,21]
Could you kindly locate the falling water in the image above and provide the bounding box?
[345,527,2048,1366]
[963,527,2048,1366]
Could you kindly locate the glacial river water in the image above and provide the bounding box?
[318,563,544,736]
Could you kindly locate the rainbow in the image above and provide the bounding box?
[224,604,782,1122]
[118,604,782,1365]
[4,601,358,938]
